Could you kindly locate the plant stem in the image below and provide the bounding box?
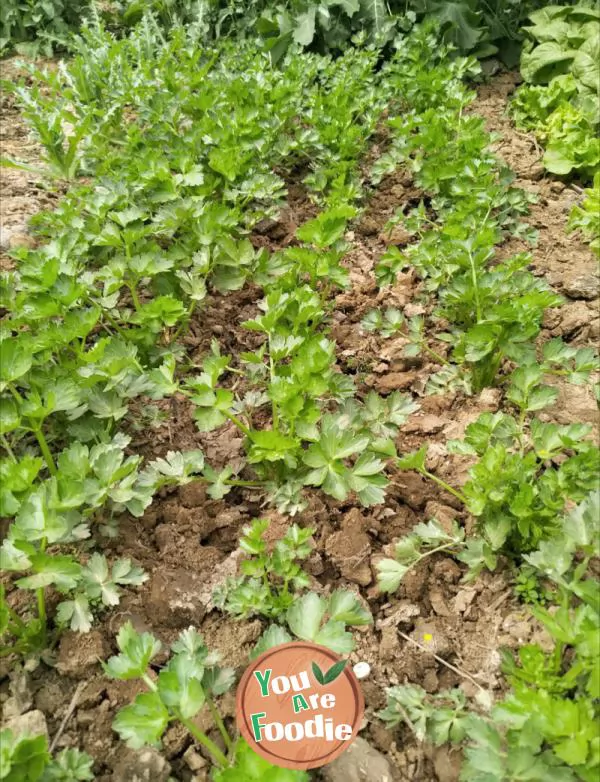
[142,673,157,691]
[128,282,141,312]
[6,384,57,475]
[206,696,233,752]
[268,347,279,431]
[178,711,229,768]
[36,588,47,630]
[222,410,252,438]
[170,299,197,344]
[37,537,48,637]
[422,343,449,366]
[402,541,465,579]
[0,434,16,461]
[421,468,468,505]
[33,426,57,476]
[467,249,482,323]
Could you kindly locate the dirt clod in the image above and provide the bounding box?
[321,736,400,782]
[112,747,172,782]
[56,631,108,679]
[3,709,48,740]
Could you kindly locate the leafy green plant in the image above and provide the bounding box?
[371,34,555,392]
[568,172,600,256]
[214,519,314,619]
[253,590,372,656]
[378,493,600,782]
[0,443,209,654]
[213,738,309,782]
[0,730,93,782]
[511,3,600,179]
[0,0,87,56]
[105,623,307,779]
[395,406,599,563]
[182,209,417,510]
[513,564,554,605]
[376,519,467,593]
[216,520,372,653]
[379,683,471,744]
[2,80,91,180]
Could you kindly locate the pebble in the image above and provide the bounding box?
[321,737,398,782]
[112,747,171,782]
[4,710,48,741]
[353,662,371,680]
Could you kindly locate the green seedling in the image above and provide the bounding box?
[214,519,314,619]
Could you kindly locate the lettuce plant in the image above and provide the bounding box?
[568,172,600,256]
[512,3,600,178]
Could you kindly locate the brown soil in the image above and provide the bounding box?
[1,63,598,782]
[0,59,65,268]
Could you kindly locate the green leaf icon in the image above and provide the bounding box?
[312,659,347,686]
[323,660,347,684]
[312,661,325,685]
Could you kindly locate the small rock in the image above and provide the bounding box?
[424,501,459,534]
[558,301,590,336]
[76,709,97,727]
[369,371,418,394]
[422,669,439,693]
[359,217,380,236]
[4,710,48,740]
[382,225,412,246]
[34,678,67,715]
[7,232,35,250]
[528,163,545,181]
[3,668,34,719]
[502,612,533,643]
[563,273,600,301]
[402,414,447,434]
[369,722,394,754]
[551,181,566,193]
[112,748,171,782]
[429,587,452,617]
[179,482,208,508]
[477,388,502,411]
[453,587,478,614]
[353,662,371,680]
[432,559,462,584]
[379,627,398,662]
[325,509,372,586]
[392,471,430,511]
[321,736,399,782]
[163,722,189,759]
[56,631,108,679]
[432,745,462,782]
[146,566,208,628]
[376,601,420,628]
[183,746,207,771]
[411,618,452,658]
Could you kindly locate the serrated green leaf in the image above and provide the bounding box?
[112,691,169,749]
[104,622,161,680]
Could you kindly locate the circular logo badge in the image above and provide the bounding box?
[236,641,364,770]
